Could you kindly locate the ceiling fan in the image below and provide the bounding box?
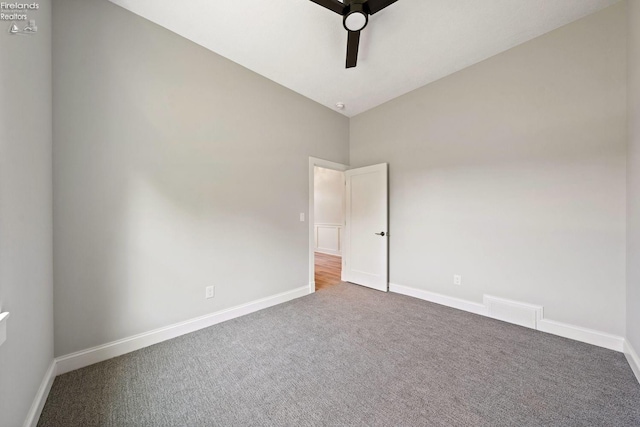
[309,0,399,68]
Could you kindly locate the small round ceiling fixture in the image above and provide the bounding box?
[344,10,367,32]
[343,1,368,33]
[336,102,345,110]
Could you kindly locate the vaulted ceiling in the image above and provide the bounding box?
[109,0,620,117]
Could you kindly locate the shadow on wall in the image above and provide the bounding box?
[349,1,627,335]
[54,0,348,359]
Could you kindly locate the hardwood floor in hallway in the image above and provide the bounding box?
[315,252,342,291]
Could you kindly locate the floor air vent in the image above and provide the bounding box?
[483,295,543,329]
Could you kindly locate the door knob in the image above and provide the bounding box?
[375,232,386,236]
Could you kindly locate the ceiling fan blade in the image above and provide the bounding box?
[364,0,398,15]
[309,0,346,15]
[346,30,360,68]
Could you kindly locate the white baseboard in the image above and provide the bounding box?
[23,359,56,427]
[537,319,623,352]
[389,283,488,316]
[56,286,309,375]
[624,340,640,384]
[389,283,624,352]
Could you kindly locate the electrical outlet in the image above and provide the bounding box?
[205,286,215,299]
[453,275,462,286]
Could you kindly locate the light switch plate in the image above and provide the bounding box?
[0,312,9,347]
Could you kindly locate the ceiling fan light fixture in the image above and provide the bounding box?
[310,0,399,68]
[343,6,368,32]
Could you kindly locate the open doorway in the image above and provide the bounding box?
[308,157,348,294]
[308,157,388,294]
[313,166,345,291]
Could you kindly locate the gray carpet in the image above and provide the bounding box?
[39,283,640,426]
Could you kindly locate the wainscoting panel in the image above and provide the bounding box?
[315,223,342,256]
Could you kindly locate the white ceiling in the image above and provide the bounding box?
[108,0,620,117]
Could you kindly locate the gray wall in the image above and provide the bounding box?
[350,3,627,335]
[628,0,640,352]
[53,0,349,356]
[0,2,55,426]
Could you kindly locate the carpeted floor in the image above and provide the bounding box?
[39,283,640,426]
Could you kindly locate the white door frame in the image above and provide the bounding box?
[308,157,349,294]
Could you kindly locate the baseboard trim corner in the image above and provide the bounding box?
[389,282,624,352]
[389,283,488,316]
[624,340,640,384]
[23,359,56,427]
[56,285,309,375]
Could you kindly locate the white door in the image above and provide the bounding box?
[342,163,388,292]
